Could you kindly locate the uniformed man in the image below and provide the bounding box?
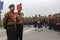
[33,14,38,31]
[43,16,48,28]
[53,14,60,31]
[27,17,32,27]
[54,13,60,31]
[16,3,24,40]
[3,4,17,40]
[37,14,42,32]
[48,15,53,30]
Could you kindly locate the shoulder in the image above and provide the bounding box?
[4,12,9,17]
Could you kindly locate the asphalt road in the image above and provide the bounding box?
[0,26,60,40]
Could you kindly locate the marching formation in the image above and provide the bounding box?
[24,13,60,32]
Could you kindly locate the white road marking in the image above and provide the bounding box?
[0,28,33,40]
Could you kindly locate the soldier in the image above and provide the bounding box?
[33,14,38,31]
[43,16,48,28]
[28,17,32,27]
[48,15,53,30]
[16,3,24,40]
[54,13,60,31]
[53,14,60,31]
[37,14,42,32]
[3,4,17,40]
[58,13,60,34]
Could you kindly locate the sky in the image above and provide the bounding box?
[1,0,60,18]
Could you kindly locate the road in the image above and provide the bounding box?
[0,26,60,40]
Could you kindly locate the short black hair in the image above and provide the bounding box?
[9,4,15,8]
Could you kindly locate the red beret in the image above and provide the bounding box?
[17,3,22,9]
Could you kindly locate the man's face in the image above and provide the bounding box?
[17,7,22,11]
[10,6,15,12]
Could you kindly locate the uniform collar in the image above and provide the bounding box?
[9,10,14,14]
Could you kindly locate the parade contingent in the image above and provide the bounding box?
[2,3,60,40]
[24,13,60,33]
[33,14,60,32]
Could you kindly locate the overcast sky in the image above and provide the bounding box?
[1,0,60,18]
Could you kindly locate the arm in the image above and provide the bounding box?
[3,13,9,29]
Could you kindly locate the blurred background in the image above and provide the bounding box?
[1,0,60,18]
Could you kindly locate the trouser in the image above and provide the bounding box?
[44,22,48,28]
[34,21,37,28]
[58,25,60,32]
[38,22,42,29]
[49,22,52,30]
[17,24,23,40]
[6,25,17,40]
[53,23,58,31]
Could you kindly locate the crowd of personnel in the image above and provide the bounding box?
[47,13,60,31]
[24,13,60,32]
